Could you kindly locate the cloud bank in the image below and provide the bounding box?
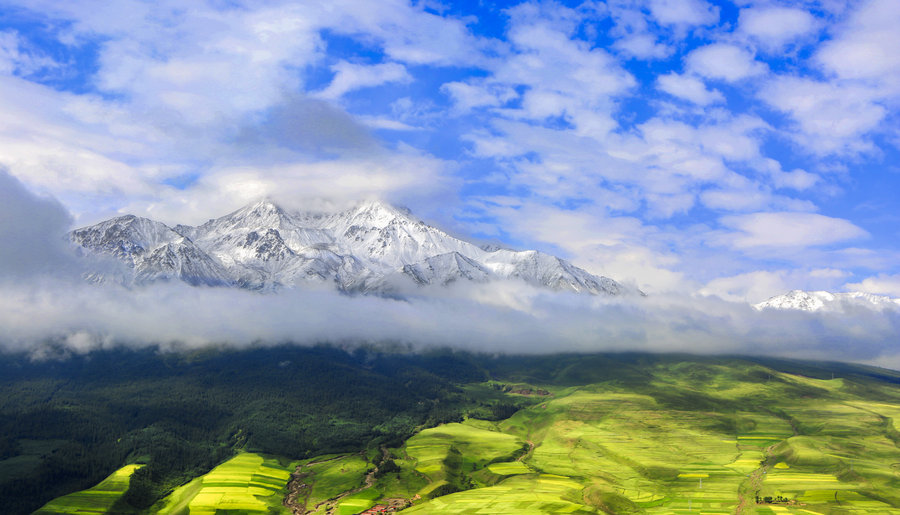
[4,271,900,370]
[1,173,898,370]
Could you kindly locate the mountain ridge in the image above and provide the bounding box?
[754,289,900,312]
[70,199,629,296]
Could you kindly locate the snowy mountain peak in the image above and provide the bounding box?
[71,214,184,261]
[209,198,294,232]
[754,289,900,312]
[71,199,632,297]
[341,199,415,230]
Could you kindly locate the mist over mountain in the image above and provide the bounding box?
[0,170,898,369]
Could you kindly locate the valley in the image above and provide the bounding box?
[7,348,900,514]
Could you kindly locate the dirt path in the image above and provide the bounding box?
[734,443,776,515]
[283,455,355,515]
[287,448,393,515]
[517,440,535,462]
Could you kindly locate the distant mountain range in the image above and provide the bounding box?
[71,199,628,296]
[754,289,900,313]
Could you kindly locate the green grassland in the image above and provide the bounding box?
[153,452,294,514]
[301,454,372,513]
[33,464,142,514]
[286,357,900,514]
[16,351,900,514]
[405,474,596,514]
[404,420,525,484]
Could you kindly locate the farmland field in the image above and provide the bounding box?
[12,350,900,514]
[289,357,900,514]
[33,464,142,514]
[153,452,294,514]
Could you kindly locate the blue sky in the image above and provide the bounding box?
[1,0,900,301]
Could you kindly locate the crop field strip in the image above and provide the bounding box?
[33,464,142,514]
[30,355,900,514]
[154,452,293,514]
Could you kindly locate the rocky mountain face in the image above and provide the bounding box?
[754,289,900,312]
[71,200,628,296]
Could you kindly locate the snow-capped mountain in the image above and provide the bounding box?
[71,215,231,286]
[71,199,628,296]
[754,289,900,312]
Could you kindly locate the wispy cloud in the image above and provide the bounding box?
[718,212,868,250]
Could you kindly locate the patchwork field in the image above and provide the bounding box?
[153,452,293,514]
[405,420,525,483]
[33,464,142,514]
[380,361,900,514]
[28,354,900,515]
[404,474,595,514]
[299,454,372,514]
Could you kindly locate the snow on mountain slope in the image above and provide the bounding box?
[754,290,900,312]
[71,215,231,286]
[72,215,182,261]
[135,239,232,286]
[177,200,350,290]
[71,199,629,296]
[401,252,492,286]
[483,249,623,295]
[321,200,487,271]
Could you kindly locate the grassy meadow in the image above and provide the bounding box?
[293,357,900,514]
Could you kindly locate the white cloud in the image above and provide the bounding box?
[464,107,781,228]
[467,198,688,293]
[739,6,818,52]
[606,3,672,59]
[0,0,483,226]
[648,0,719,27]
[5,277,900,366]
[686,43,767,82]
[0,30,58,76]
[719,212,868,249]
[816,0,900,88]
[120,151,456,226]
[0,76,164,212]
[699,270,789,303]
[315,61,411,100]
[759,158,819,191]
[754,1,900,157]
[3,145,900,367]
[700,266,856,303]
[845,274,900,297]
[760,76,885,155]
[656,72,724,105]
[700,188,773,212]
[613,33,671,59]
[481,3,635,136]
[440,80,517,113]
[810,268,849,279]
[355,116,418,131]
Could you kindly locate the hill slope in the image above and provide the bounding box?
[7,349,900,514]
